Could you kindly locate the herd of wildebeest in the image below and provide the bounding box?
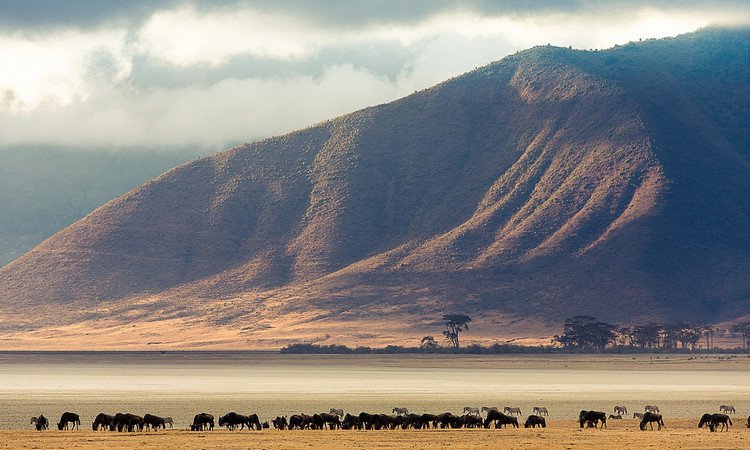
[25,404,747,433]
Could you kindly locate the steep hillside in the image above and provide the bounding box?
[0,28,748,349]
[0,148,205,266]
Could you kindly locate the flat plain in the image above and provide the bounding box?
[2,419,750,449]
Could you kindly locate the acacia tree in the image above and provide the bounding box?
[442,314,471,348]
[703,325,716,350]
[730,321,750,350]
[420,335,439,350]
[555,316,616,350]
[632,323,661,348]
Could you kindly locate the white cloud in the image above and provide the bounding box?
[0,29,131,111]
[0,65,402,148]
[0,3,748,149]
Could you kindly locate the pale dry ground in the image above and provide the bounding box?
[2,420,749,450]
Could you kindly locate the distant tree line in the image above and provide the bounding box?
[279,314,750,354]
[554,315,750,351]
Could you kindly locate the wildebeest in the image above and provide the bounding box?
[191,413,215,431]
[272,416,288,430]
[142,414,167,430]
[219,412,247,430]
[420,413,438,429]
[35,415,49,431]
[329,408,344,418]
[532,406,549,416]
[392,407,409,416]
[92,413,114,431]
[313,413,341,430]
[461,414,484,428]
[633,412,644,420]
[436,412,462,429]
[463,406,480,416]
[396,413,421,429]
[644,405,660,413]
[289,414,313,430]
[699,413,732,432]
[639,411,664,430]
[340,413,360,430]
[579,410,607,429]
[481,406,499,413]
[613,405,628,415]
[114,413,143,432]
[503,406,522,416]
[524,415,546,428]
[720,405,736,414]
[484,410,519,429]
[57,412,80,430]
[746,416,750,428]
[30,417,38,427]
[164,417,174,428]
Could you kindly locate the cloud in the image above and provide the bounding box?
[0,1,749,150]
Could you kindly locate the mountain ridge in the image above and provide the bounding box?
[1,27,749,349]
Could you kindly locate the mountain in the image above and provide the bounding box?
[0,148,204,266]
[1,27,749,349]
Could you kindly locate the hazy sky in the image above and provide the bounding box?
[1,0,748,151]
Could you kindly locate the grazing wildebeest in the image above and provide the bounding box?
[484,410,519,429]
[524,415,546,428]
[463,406,480,416]
[608,414,623,420]
[35,415,49,431]
[461,414,484,428]
[219,412,248,430]
[503,406,522,416]
[579,410,607,429]
[613,406,628,415]
[644,405,660,413]
[392,407,409,416]
[313,413,341,430]
[57,412,80,430]
[639,412,664,430]
[164,417,174,429]
[341,413,360,430]
[436,412,462,429]
[272,416,288,430]
[720,405,736,414]
[289,414,312,430]
[481,406,499,413]
[190,413,215,431]
[633,412,644,420]
[532,407,549,416]
[699,413,732,432]
[92,413,115,431]
[142,414,167,430]
[399,413,422,429]
[420,413,438,429]
[117,414,143,432]
[329,408,344,418]
[219,412,262,431]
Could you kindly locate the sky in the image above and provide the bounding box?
[1,0,749,152]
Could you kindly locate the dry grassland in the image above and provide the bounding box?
[2,419,749,449]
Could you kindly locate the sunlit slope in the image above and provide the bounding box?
[1,28,748,346]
